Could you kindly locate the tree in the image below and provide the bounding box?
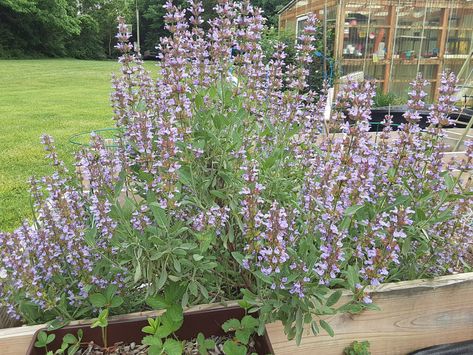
[0,0,292,59]
[79,0,132,57]
[133,0,188,54]
[0,0,80,57]
[67,14,105,59]
[134,0,168,54]
[251,0,288,28]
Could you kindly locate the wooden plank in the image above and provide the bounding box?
[0,324,45,355]
[434,8,450,102]
[333,0,345,63]
[5,274,473,355]
[438,8,450,60]
[383,5,397,94]
[333,0,346,94]
[267,272,473,355]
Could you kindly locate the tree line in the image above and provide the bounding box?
[0,0,288,59]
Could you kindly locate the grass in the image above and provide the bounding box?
[0,59,156,231]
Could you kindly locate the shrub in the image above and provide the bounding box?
[1,0,472,345]
[261,24,335,92]
[0,135,125,323]
[67,15,106,60]
[373,89,406,108]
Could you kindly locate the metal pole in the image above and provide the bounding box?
[136,0,141,54]
[323,0,328,79]
[362,0,373,74]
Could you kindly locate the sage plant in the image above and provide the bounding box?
[0,136,124,322]
[0,1,471,345]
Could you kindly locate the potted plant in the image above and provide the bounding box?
[0,0,472,354]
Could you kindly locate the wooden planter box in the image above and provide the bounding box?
[26,305,273,355]
[1,273,473,354]
[268,272,473,354]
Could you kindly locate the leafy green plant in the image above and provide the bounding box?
[142,323,183,355]
[373,89,406,107]
[90,309,109,348]
[34,329,83,355]
[61,330,84,355]
[196,332,216,355]
[34,331,56,353]
[89,285,124,310]
[89,285,123,348]
[222,315,260,355]
[141,288,261,355]
[141,287,185,355]
[344,340,371,355]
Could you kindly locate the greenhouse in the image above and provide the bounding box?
[279,0,473,102]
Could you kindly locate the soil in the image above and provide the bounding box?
[74,335,257,355]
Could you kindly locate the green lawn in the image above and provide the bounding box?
[0,59,155,231]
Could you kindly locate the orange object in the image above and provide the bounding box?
[373,28,385,52]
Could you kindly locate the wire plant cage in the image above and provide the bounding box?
[68,128,123,152]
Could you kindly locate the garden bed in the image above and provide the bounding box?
[1,273,473,355]
[25,305,273,355]
[0,302,242,355]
